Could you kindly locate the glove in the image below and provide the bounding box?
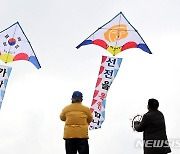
[134,121,140,127]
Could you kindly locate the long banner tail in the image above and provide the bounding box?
[0,65,12,109]
[89,56,122,130]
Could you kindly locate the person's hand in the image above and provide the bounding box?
[134,121,140,126]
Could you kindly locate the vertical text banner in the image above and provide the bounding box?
[89,56,122,130]
[0,65,12,109]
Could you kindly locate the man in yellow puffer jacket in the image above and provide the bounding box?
[60,91,93,154]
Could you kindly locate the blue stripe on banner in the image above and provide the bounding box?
[101,111,105,118]
[1,90,5,99]
[114,58,122,77]
[7,68,12,77]
[117,58,123,67]
[114,69,119,78]
[4,79,8,88]
[102,99,106,108]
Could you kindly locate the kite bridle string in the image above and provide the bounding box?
[114,12,122,56]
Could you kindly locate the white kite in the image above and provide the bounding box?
[0,22,41,69]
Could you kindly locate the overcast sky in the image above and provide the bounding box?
[0,0,180,154]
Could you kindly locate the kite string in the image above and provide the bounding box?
[114,13,122,56]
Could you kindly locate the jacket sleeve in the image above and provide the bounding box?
[134,114,148,132]
[60,109,66,121]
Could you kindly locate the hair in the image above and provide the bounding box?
[71,91,83,103]
[72,98,83,103]
[148,98,159,110]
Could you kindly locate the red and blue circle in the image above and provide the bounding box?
[8,38,16,46]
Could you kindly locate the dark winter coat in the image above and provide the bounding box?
[134,110,171,154]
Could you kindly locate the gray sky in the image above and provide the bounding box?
[0,0,180,153]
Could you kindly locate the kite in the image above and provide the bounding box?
[0,22,41,69]
[89,56,122,129]
[76,12,152,56]
[0,65,12,109]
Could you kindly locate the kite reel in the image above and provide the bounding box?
[131,114,143,131]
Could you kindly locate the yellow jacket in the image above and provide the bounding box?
[60,102,93,139]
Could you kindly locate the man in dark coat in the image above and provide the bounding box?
[134,98,171,154]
